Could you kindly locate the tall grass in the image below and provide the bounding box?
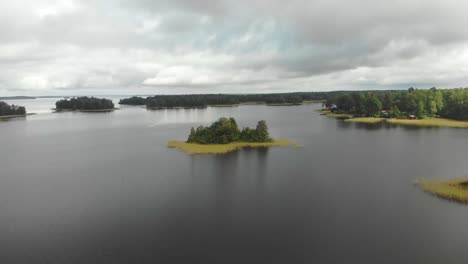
[345,117,384,124]
[342,117,468,128]
[387,118,468,128]
[417,178,468,203]
[168,140,293,154]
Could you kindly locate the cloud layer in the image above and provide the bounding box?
[1,0,468,95]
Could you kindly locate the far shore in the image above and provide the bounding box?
[53,108,118,113]
[168,139,295,154]
[145,101,321,110]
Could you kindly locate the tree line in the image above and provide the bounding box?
[119,92,331,108]
[187,117,272,144]
[0,101,26,116]
[325,88,468,120]
[56,97,114,110]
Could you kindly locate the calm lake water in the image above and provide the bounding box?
[1,99,468,263]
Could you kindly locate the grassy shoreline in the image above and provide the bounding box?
[417,178,468,204]
[168,139,294,154]
[54,108,117,113]
[0,113,36,119]
[386,118,468,128]
[343,117,468,128]
[345,117,385,124]
[319,110,468,128]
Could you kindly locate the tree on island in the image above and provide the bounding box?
[55,97,114,110]
[0,101,26,116]
[187,117,272,144]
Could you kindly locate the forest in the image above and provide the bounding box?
[55,97,115,111]
[119,96,147,105]
[119,92,331,107]
[187,117,272,144]
[0,101,26,116]
[325,88,468,120]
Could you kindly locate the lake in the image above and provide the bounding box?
[1,99,468,263]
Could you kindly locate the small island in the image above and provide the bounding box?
[168,117,292,154]
[55,97,115,112]
[417,178,468,204]
[0,101,27,119]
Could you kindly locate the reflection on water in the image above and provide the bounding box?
[1,103,468,263]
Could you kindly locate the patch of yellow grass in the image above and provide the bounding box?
[325,113,353,119]
[387,118,468,128]
[417,178,468,203]
[345,117,385,124]
[168,139,293,154]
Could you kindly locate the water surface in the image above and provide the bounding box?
[1,101,468,263]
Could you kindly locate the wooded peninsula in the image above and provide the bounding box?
[325,87,468,121]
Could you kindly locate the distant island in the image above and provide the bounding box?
[168,117,292,154]
[0,101,27,119]
[119,92,328,108]
[0,96,36,100]
[55,97,115,112]
[321,87,468,128]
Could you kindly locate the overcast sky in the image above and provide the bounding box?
[1,0,468,95]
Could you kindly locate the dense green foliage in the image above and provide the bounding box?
[326,88,468,120]
[187,117,272,144]
[55,97,114,110]
[119,92,329,107]
[0,101,26,116]
[119,96,146,105]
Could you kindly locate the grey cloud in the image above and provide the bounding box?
[1,0,468,95]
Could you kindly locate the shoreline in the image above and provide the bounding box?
[53,108,118,113]
[0,113,36,119]
[320,111,468,128]
[417,178,468,204]
[145,101,320,109]
[345,117,468,128]
[168,139,295,154]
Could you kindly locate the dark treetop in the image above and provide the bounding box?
[0,101,26,116]
[55,97,114,111]
[325,87,468,120]
[187,117,272,144]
